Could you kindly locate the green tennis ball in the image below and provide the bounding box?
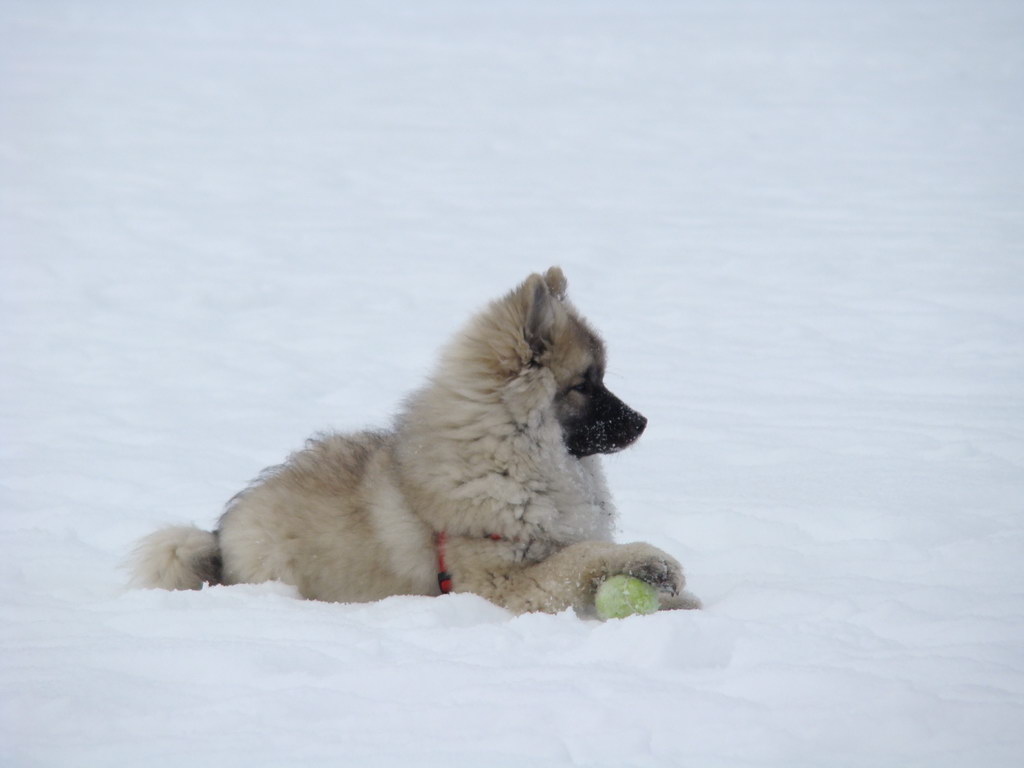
[594,574,661,620]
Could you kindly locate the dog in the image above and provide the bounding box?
[130,267,700,616]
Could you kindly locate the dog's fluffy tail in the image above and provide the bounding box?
[128,525,222,590]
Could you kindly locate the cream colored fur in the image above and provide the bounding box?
[130,267,700,615]
[128,525,219,591]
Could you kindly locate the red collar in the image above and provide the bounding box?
[436,532,503,594]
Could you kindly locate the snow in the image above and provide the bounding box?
[3,0,1023,765]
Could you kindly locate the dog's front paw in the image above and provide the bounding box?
[603,542,685,597]
[659,589,702,611]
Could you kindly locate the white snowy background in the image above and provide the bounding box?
[2,1,1023,766]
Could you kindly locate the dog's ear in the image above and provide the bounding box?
[523,274,556,359]
[543,266,567,300]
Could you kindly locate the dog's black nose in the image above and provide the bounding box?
[600,388,647,452]
[621,407,647,446]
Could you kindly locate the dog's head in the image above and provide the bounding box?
[461,267,647,458]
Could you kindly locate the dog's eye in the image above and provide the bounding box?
[569,382,589,394]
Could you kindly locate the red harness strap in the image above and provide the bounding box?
[436,531,503,594]
[436,531,453,594]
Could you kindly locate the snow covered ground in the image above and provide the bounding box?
[3,0,1023,765]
